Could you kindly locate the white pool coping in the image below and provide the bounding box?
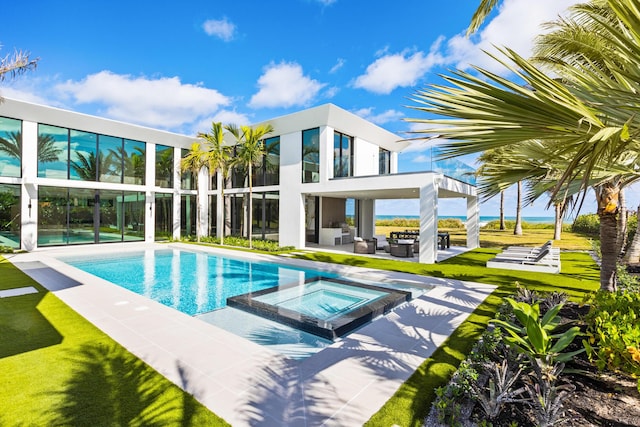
[8,242,496,426]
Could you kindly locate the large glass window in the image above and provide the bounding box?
[180,148,196,190]
[38,124,68,179]
[68,188,96,244]
[231,146,247,188]
[156,145,174,188]
[0,117,22,178]
[255,136,280,186]
[123,139,145,185]
[70,131,98,181]
[302,128,319,183]
[98,190,123,242]
[333,131,353,178]
[38,186,69,246]
[252,191,279,240]
[155,192,173,240]
[122,192,145,241]
[98,135,122,183]
[181,194,196,237]
[209,195,217,236]
[0,184,21,249]
[379,148,391,175]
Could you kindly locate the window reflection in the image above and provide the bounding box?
[302,128,319,183]
[38,124,69,179]
[0,117,22,178]
[156,145,173,187]
[70,130,98,181]
[0,183,20,248]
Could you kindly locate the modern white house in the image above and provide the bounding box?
[0,98,478,263]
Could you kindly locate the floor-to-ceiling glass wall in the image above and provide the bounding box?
[252,191,279,240]
[0,184,21,249]
[38,186,69,246]
[68,188,96,244]
[181,194,196,237]
[155,192,173,240]
[123,192,145,241]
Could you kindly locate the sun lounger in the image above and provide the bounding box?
[486,247,561,273]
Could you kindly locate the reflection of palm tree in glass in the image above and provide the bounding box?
[156,148,173,187]
[109,146,145,183]
[71,151,115,181]
[0,131,62,162]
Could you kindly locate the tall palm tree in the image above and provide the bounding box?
[225,123,274,248]
[197,122,232,245]
[180,142,209,242]
[406,0,640,291]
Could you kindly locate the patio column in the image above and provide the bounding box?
[419,175,440,264]
[172,147,181,240]
[358,199,375,239]
[197,168,209,239]
[20,120,38,251]
[467,195,480,249]
[278,132,305,248]
[145,142,156,242]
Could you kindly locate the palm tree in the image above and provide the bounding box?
[0,48,38,82]
[180,142,209,242]
[225,123,274,248]
[197,122,232,245]
[406,0,640,291]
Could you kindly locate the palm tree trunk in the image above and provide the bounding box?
[596,182,620,292]
[499,190,505,230]
[514,181,523,235]
[616,188,627,258]
[195,178,201,243]
[553,202,563,241]
[623,204,640,265]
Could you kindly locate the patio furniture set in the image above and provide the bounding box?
[353,230,451,258]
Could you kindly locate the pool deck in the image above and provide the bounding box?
[8,242,496,426]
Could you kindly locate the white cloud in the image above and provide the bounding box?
[202,18,236,41]
[353,44,444,94]
[329,58,345,74]
[315,0,337,5]
[249,62,325,108]
[442,0,578,73]
[352,107,403,125]
[54,71,230,131]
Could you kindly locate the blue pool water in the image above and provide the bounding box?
[62,248,337,316]
[254,279,387,321]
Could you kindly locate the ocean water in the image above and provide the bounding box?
[374,214,555,224]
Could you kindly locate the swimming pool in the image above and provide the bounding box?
[60,247,427,358]
[61,248,337,316]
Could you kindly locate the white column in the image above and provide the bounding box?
[467,195,480,249]
[419,175,440,264]
[320,126,332,182]
[278,132,305,248]
[215,172,223,239]
[173,147,181,240]
[358,199,375,239]
[198,168,209,238]
[145,143,156,242]
[20,121,38,251]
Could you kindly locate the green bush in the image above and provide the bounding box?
[572,213,600,235]
[193,235,294,252]
[438,218,465,229]
[583,290,640,388]
[481,220,554,230]
[375,218,419,228]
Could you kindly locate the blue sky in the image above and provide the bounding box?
[3,0,634,218]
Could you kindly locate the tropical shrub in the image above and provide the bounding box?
[583,290,640,391]
[186,236,294,252]
[571,213,600,235]
[438,218,465,229]
[482,220,554,230]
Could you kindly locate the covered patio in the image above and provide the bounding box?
[288,171,478,264]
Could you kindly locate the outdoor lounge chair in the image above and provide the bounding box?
[374,234,389,251]
[353,237,375,254]
[486,247,561,273]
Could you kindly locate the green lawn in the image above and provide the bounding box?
[0,246,600,427]
[291,249,600,427]
[0,256,230,426]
